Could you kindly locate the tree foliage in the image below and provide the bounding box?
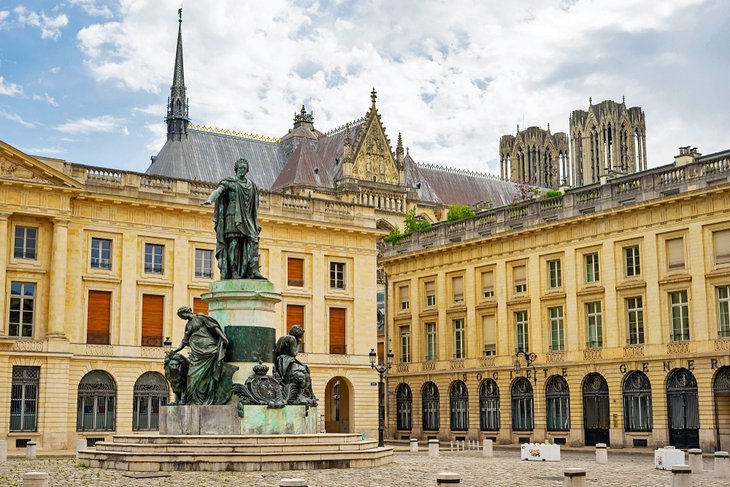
[384,209,431,244]
[446,204,475,221]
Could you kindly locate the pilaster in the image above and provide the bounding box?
[47,216,70,341]
[0,212,11,335]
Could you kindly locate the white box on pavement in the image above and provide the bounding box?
[654,448,685,470]
[520,443,561,461]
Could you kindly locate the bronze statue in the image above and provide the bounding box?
[273,325,317,406]
[203,157,265,280]
[166,306,238,405]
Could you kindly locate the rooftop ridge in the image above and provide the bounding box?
[189,124,280,143]
[416,162,503,180]
[323,116,367,137]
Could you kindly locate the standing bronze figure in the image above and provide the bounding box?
[203,158,265,280]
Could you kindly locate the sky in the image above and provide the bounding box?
[0,0,728,175]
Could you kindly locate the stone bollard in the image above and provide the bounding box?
[410,438,419,453]
[714,451,730,478]
[687,448,703,474]
[482,439,493,458]
[436,472,461,484]
[595,443,608,464]
[563,468,586,487]
[429,439,440,458]
[0,440,7,462]
[671,464,692,487]
[22,472,49,487]
[75,439,87,460]
[279,480,307,487]
[25,441,37,459]
[450,440,453,452]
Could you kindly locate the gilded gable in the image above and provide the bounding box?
[352,120,399,185]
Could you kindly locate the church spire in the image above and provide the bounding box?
[166,8,189,141]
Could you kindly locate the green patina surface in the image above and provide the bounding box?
[208,278,277,295]
[240,405,318,434]
[225,326,276,362]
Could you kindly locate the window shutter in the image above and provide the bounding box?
[329,307,346,354]
[482,271,494,295]
[425,281,435,295]
[715,230,730,264]
[514,266,526,286]
[142,294,164,347]
[452,276,464,302]
[482,315,496,346]
[287,258,304,286]
[87,291,111,345]
[193,297,208,315]
[666,238,685,270]
[286,304,305,351]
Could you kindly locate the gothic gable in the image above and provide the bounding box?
[351,116,399,185]
[0,141,82,189]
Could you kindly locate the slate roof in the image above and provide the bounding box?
[415,162,519,207]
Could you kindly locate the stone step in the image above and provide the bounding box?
[93,439,379,453]
[110,433,364,445]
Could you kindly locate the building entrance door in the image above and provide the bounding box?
[667,368,700,449]
[325,377,350,433]
[583,373,610,446]
[713,366,730,450]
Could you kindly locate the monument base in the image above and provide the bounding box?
[160,404,318,435]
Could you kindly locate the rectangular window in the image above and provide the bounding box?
[624,245,641,277]
[9,281,35,338]
[515,310,529,353]
[400,326,411,363]
[585,252,600,283]
[194,249,213,278]
[193,297,208,315]
[287,304,305,352]
[329,307,346,354]
[452,276,464,303]
[547,260,562,289]
[514,265,527,294]
[718,286,730,338]
[144,244,164,274]
[141,294,164,347]
[482,315,496,356]
[549,306,564,351]
[425,322,437,361]
[481,271,495,298]
[425,281,436,307]
[13,226,37,260]
[87,290,111,345]
[453,319,465,359]
[399,285,410,311]
[10,366,39,432]
[90,238,112,270]
[670,290,690,341]
[626,297,645,345]
[715,230,730,265]
[329,262,345,289]
[586,302,603,348]
[666,238,685,271]
[287,257,304,287]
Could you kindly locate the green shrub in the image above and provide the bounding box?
[447,204,475,221]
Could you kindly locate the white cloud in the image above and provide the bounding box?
[49,66,61,74]
[0,10,10,26]
[32,92,59,107]
[0,108,34,128]
[133,104,162,116]
[145,122,166,151]
[25,147,64,156]
[69,0,114,18]
[14,5,69,40]
[0,76,23,96]
[55,115,128,135]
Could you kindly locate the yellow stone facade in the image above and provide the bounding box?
[0,139,384,454]
[382,153,730,451]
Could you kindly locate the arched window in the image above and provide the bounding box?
[666,368,700,448]
[479,379,500,431]
[546,376,570,432]
[133,372,169,431]
[622,371,652,432]
[422,382,440,431]
[396,383,412,431]
[511,377,533,431]
[450,381,468,431]
[76,370,116,432]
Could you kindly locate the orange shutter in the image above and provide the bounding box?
[287,258,304,286]
[142,294,164,347]
[87,291,111,345]
[329,307,346,354]
[193,297,208,315]
[287,304,305,351]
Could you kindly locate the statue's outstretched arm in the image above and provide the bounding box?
[201,184,225,206]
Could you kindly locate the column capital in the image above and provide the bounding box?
[0,211,12,220]
[52,215,72,226]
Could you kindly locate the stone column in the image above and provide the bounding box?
[714,451,730,478]
[47,217,70,339]
[436,472,460,485]
[410,438,418,453]
[671,465,691,487]
[0,212,11,335]
[563,468,586,487]
[482,438,493,458]
[595,443,608,464]
[428,439,439,458]
[688,448,703,474]
[22,472,49,487]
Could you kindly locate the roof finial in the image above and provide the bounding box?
[547,122,550,132]
[178,7,182,23]
[589,97,592,105]
[622,95,625,104]
[370,87,377,106]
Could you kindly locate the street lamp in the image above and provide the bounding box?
[163,337,172,353]
[369,348,394,448]
[514,350,537,383]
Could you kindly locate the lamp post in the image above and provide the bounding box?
[514,350,537,383]
[369,348,393,448]
[163,337,172,353]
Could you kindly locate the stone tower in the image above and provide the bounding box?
[165,9,189,142]
[499,125,569,188]
[569,98,646,186]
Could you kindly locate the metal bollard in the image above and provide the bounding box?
[0,440,7,462]
[688,448,703,474]
[482,438,493,458]
[595,443,608,464]
[436,472,460,484]
[563,468,586,487]
[715,451,730,478]
[22,472,49,487]
[279,480,307,487]
[25,441,37,459]
[671,464,691,487]
[410,438,419,453]
[429,439,440,458]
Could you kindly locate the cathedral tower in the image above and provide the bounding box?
[165,9,189,142]
[499,124,569,188]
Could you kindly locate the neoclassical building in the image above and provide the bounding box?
[382,147,730,451]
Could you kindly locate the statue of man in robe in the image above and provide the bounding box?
[273,325,317,406]
[203,158,266,280]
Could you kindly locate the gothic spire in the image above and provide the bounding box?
[166,8,189,141]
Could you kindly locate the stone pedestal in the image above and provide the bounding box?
[595,443,608,464]
[688,448,703,473]
[563,468,586,487]
[22,472,49,487]
[715,451,730,478]
[202,279,282,382]
[429,439,440,458]
[482,439,493,458]
[25,441,37,459]
[160,404,318,435]
[410,438,419,452]
[671,465,692,487]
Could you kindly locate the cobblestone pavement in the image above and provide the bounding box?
[0,451,728,487]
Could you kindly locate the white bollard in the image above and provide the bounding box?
[449,440,453,452]
[279,480,308,487]
[0,440,7,462]
[671,464,692,487]
[563,468,586,487]
[22,472,49,487]
[410,438,419,453]
[595,443,608,464]
[25,441,37,459]
[688,448,703,474]
[429,439,440,458]
[482,438,493,458]
[436,472,460,484]
[714,451,730,478]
